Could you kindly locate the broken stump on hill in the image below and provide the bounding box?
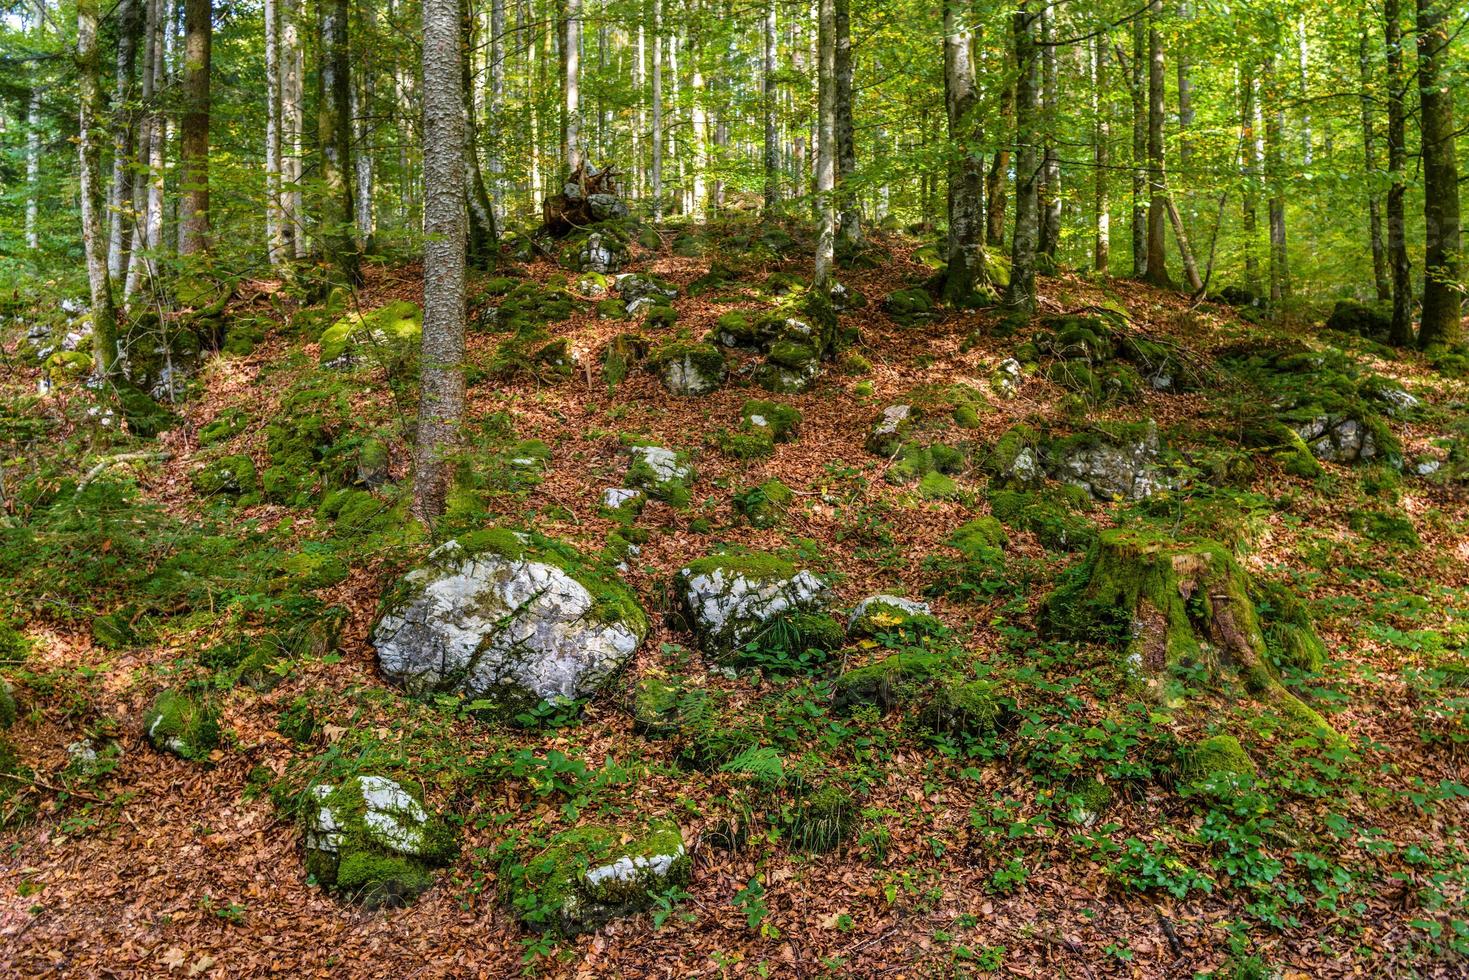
[541,162,629,237]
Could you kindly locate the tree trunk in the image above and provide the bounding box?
[353,3,377,254]
[178,0,211,258]
[651,0,663,219]
[282,0,305,258]
[1036,3,1060,266]
[78,0,121,379]
[1127,15,1147,278]
[1240,71,1262,297]
[1358,21,1389,302]
[1385,0,1413,346]
[813,0,836,289]
[690,6,708,219]
[1263,54,1289,304]
[835,0,859,248]
[264,0,285,265]
[941,0,987,304]
[107,0,141,274]
[25,76,41,250]
[319,0,359,282]
[1093,36,1109,274]
[488,0,506,220]
[1143,2,1171,288]
[1006,1,1040,312]
[1414,0,1462,349]
[125,0,167,303]
[763,0,779,215]
[463,5,498,264]
[561,0,583,174]
[986,72,1011,249]
[415,0,468,523]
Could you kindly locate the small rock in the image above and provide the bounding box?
[866,405,914,457]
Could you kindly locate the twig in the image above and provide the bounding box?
[75,451,172,494]
[0,770,110,804]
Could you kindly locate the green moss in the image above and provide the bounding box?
[915,678,1004,738]
[143,689,221,761]
[198,409,246,445]
[1175,734,1256,791]
[883,287,937,324]
[334,852,433,908]
[741,399,802,441]
[918,471,961,500]
[632,674,709,736]
[276,549,350,590]
[733,478,794,528]
[1350,509,1421,548]
[848,599,944,640]
[680,550,794,582]
[191,454,258,499]
[789,783,856,853]
[506,819,690,934]
[318,300,422,368]
[888,442,965,486]
[715,429,776,459]
[648,341,727,395]
[833,651,956,713]
[1253,580,1328,673]
[989,488,1094,551]
[625,445,696,507]
[0,680,16,730]
[951,516,1007,560]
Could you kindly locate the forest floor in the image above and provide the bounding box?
[1,220,1468,978]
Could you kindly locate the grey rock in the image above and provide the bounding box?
[866,405,914,456]
[628,445,691,485]
[615,273,678,304]
[675,557,827,656]
[992,358,1023,398]
[372,539,647,713]
[1051,422,1171,500]
[307,775,429,857]
[659,353,725,396]
[1294,414,1378,463]
[848,595,931,630]
[587,194,629,221]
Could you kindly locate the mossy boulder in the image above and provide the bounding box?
[733,478,794,528]
[988,488,1094,551]
[318,300,422,372]
[0,680,17,730]
[616,272,678,304]
[888,442,964,485]
[143,690,221,761]
[505,819,689,934]
[833,651,956,713]
[1048,420,1171,501]
[674,551,828,658]
[1040,528,1339,737]
[882,287,939,325]
[372,532,649,718]
[865,404,915,457]
[1175,734,1257,794]
[847,595,941,640]
[649,341,727,396]
[1325,299,1391,342]
[190,454,258,500]
[198,409,246,445]
[915,677,1005,739]
[302,774,456,908]
[625,442,696,506]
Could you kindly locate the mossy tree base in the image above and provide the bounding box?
[1042,528,1338,739]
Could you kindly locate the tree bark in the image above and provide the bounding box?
[353,3,377,254]
[125,0,167,303]
[1093,36,1109,274]
[415,0,468,523]
[814,0,836,289]
[319,0,359,282]
[282,0,305,258]
[78,0,121,379]
[1358,20,1389,302]
[178,0,211,258]
[1143,2,1171,288]
[1263,53,1290,304]
[1414,0,1462,348]
[561,0,583,174]
[1006,1,1040,312]
[835,0,859,247]
[1385,0,1413,346]
[488,0,506,220]
[690,4,708,219]
[651,0,663,219]
[1127,14,1147,278]
[941,0,987,304]
[264,0,285,265]
[107,0,141,274]
[1036,2,1060,266]
[763,0,779,215]
[463,5,498,264]
[1240,70,1262,297]
[985,70,1011,249]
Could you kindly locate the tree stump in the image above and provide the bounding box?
[541,162,628,237]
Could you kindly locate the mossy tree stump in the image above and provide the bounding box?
[1042,528,1337,738]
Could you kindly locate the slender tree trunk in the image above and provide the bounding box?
[1414,0,1462,348]
[125,0,167,302]
[1143,2,1171,288]
[1036,3,1060,266]
[1240,71,1262,297]
[264,0,285,265]
[1263,53,1289,304]
[986,73,1011,248]
[1385,0,1413,346]
[488,0,506,219]
[283,0,305,257]
[1093,36,1109,274]
[1358,22,1389,302]
[78,0,121,379]
[415,0,468,523]
[690,6,708,219]
[1127,15,1147,278]
[319,0,359,282]
[25,80,41,250]
[651,0,663,219]
[178,0,211,258]
[1006,1,1040,312]
[835,0,859,248]
[107,0,141,274]
[813,0,836,289]
[763,0,779,215]
[561,0,582,174]
[463,5,498,263]
[353,3,377,254]
[941,0,987,304]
